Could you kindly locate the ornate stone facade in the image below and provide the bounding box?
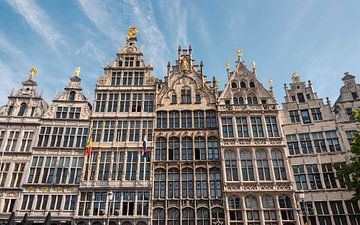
[219,56,298,225]
[0,74,48,220]
[0,30,359,225]
[281,72,360,224]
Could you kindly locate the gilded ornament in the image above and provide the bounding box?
[75,67,81,77]
[236,50,243,57]
[30,67,37,79]
[126,26,138,40]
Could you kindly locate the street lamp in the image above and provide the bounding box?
[298,190,309,225]
[107,191,114,225]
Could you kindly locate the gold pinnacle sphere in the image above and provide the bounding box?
[75,67,81,77]
[236,50,243,57]
[269,79,273,87]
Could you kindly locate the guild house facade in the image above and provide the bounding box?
[0,27,359,225]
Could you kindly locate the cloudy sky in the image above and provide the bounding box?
[0,0,359,105]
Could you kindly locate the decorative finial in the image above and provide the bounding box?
[150,58,153,67]
[105,58,109,67]
[30,67,38,80]
[53,89,58,99]
[269,79,273,88]
[236,50,243,57]
[292,71,299,78]
[252,61,256,69]
[75,67,81,77]
[215,79,219,89]
[225,62,230,70]
[126,26,138,40]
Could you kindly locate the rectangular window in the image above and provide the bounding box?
[293,165,308,190]
[346,130,356,145]
[299,133,313,154]
[131,93,143,112]
[169,111,180,129]
[95,93,107,112]
[129,121,140,142]
[297,93,305,102]
[286,135,300,155]
[251,117,264,137]
[194,111,204,128]
[265,116,279,137]
[122,192,135,216]
[181,89,191,103]
[330,201,347,225]
[346,108,354,121]
[222,118,234,138]
[325,131,341,152]
[181,111,192,128]
[301,110,311,124]
[20,131,34,152]
[157,112,167,129]
[206,110,217,128]
[0,163,10,187]
[311,108,322,121]
[289,110,300,123]
[307,164,322,190]
[312,132,327,153]
[5,131,20,151]
[116,120,128,142]
[236,117,249,138]
[125,152,138,181]
[143,93,154,112]
[111,72,121,86]
[108,94,119,112]
[0,129,5,149]
[10,163,25,187]
[322,164,337,189]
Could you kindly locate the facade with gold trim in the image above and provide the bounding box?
[0,28,359,225]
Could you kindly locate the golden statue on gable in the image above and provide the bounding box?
[126,26,138,40]
[181,56,190,71]
[30,67,37,80]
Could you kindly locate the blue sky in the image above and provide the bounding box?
[0,0,359,105]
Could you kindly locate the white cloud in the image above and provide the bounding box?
[158,0,188,47]
[77,0,170,77]
[6,0,63,47]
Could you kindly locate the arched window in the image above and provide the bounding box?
[211,207,225,224]
[7,105,14,116]
[69,91,76,101]
[196,168,208,198]
[172,93,177,104]
[245,196,260,224]
[279,196,295,221]
[194,137,206,160]
[231,82,237,88]
[239,97,244,105]
[181,87,191,103]
[197,208,209,225]
[154,169,166,199]
[168,208,180,225]
[247,94,258,105]
[153,208,165,225]
[18,103,27,116]
[155,138,166,161]
[233,97,239,105]
[272,150,287,180]
[169,111,180,128]
[168,168,180,198]
[240,151,254,181]
[168,137,180,160]
[229,196,242,223]
[253,96,258,104]
[182,168,194,198]
[262,195,277,223]
[256,150,271,181]
[207,137,219,160]
[181,137,193,160]
[225,151,238,181]
[194,110,204,128]
[182,207,195,225]
[250,82,255,88]
[195,92,201,104]
[240,81,246,88]
[210,168,222,198]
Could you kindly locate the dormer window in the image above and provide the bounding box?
[7,106,13,116]
[234,97,244,105]
[306,94,311,100]
[240,81,246,88]
[181,88,191,104]
[231,82,237,88]
[247,95,258,105]
[297,93,305,103]
[249,82,255,88]
[195,93,201,104]
[18,103,27,116]
[172,94,177,104]
[69,91,76,101]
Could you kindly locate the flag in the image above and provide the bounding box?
[142,132,147,158]
[86,136,92,156]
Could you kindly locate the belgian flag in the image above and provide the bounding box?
[86,136,92,156]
